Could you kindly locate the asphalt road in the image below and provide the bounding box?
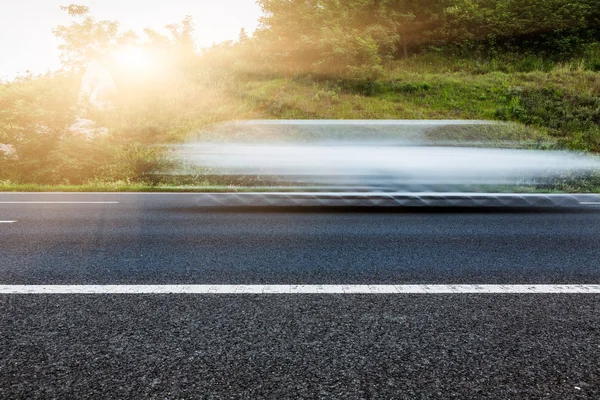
[1,193,599,399]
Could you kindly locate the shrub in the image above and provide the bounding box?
[498,86,600,151]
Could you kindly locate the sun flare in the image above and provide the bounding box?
[112,46,153,70]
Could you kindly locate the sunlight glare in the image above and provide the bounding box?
[112,46,153,70]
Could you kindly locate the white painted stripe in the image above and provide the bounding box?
[0,220,16,223]
[0,202,119,204]
[0,285,599,294]
[580,202,600,205]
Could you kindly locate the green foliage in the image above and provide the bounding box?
[0,7,211,184]
[254,0,403,77]
[497,86,600,151]
[251,0,599,74]
[53,5,120,69]
[440,0,593,43]
[313,27,384,79]
[2,2,600,188]
[583,44,600,71]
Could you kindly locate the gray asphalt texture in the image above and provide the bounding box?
[1,193,599,399]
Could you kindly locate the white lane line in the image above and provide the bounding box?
[0,285,599,294]
[0,221,16,223]
[0,202,119,204]
[580,202,600,205]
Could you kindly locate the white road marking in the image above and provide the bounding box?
[580,202,600,205]
[0,202,119,204]
[0,221,16,223]
[0,285,599,294]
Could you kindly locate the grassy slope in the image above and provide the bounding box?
[0,181,296,192]
[235,67,598,123]
[237,73,507,120]
[2,61,599,192]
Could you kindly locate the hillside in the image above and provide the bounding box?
[0,1,599,189]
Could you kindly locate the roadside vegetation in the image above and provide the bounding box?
[0,0,599,190]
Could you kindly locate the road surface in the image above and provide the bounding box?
[0,193,599,399]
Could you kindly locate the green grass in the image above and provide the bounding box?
[2,53,599,189]
[1,184,599,193]
[230,68,598,122]
[0,181,309,193]
[216,68,598,153]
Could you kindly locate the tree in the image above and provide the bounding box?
[438,0,595,50]
[166,15,196,53]
[238,28,249,44]
[254,0,448,74]
[255,0,392,76]
[390,0,446,59]
[53,4,120,69]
